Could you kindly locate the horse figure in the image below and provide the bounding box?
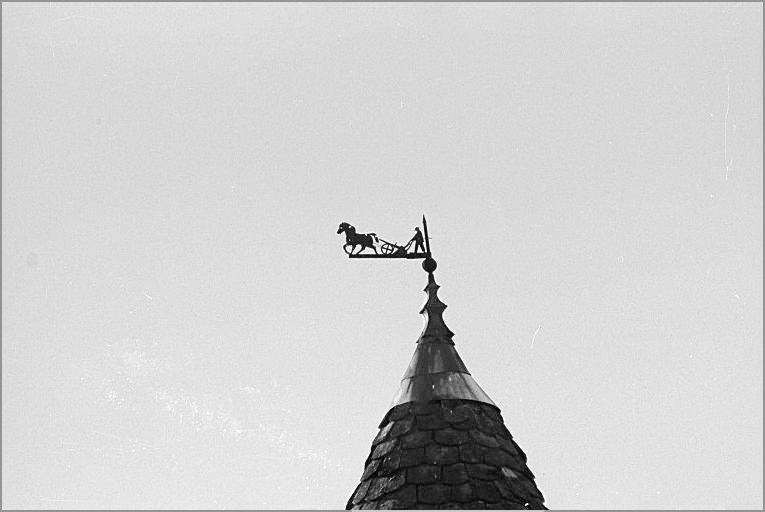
[337,222,378,255]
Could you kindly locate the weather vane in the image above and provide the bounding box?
[337,215,437,272]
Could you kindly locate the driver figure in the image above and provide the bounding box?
[410,227,425,254]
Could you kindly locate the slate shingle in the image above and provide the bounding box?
[412,401,441,416]
[387,484,417,508]
[484,449,516,468]
[416,413,449,430]
[465,463,499,481]
[351,479,371,506]
[400,430,431,449]
[389,416,415,437]
[371,439,397,459]
[372,422,394,446]
[418,484,451,504]
[452,482,474,502]
[474,481,501,503]
[451,418,477,431]
[443,404,470,424]
[497,435,519,455]
[407,464,441,484]
[399,447,426,468]
[459,443,483,464]
[471,429,501,448]
[425,444,459,465]
[387,404,411,423]
[361,459,381,481]
[442,463,469,484]
[377,452,400,476]
[434,428,469,446]
[365,472,406,501]
[475,413,498,435]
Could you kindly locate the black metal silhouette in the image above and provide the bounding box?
[338,217,432,260]
[337,222,378,255]
[410,227,425,254]
[379,239,409,256]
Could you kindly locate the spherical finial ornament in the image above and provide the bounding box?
[422,256,437,273]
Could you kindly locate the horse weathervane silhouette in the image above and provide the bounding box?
[337,216,434,269]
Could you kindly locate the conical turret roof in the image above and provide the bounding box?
[347,266,546,510]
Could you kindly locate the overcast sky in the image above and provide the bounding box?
[3,2,762,509]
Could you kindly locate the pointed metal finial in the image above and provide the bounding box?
[418,272,453,343]
[422,215,431,256]
[390,260,496,408]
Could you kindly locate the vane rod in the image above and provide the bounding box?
[422,215,431,256]
[348,253,428,259]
